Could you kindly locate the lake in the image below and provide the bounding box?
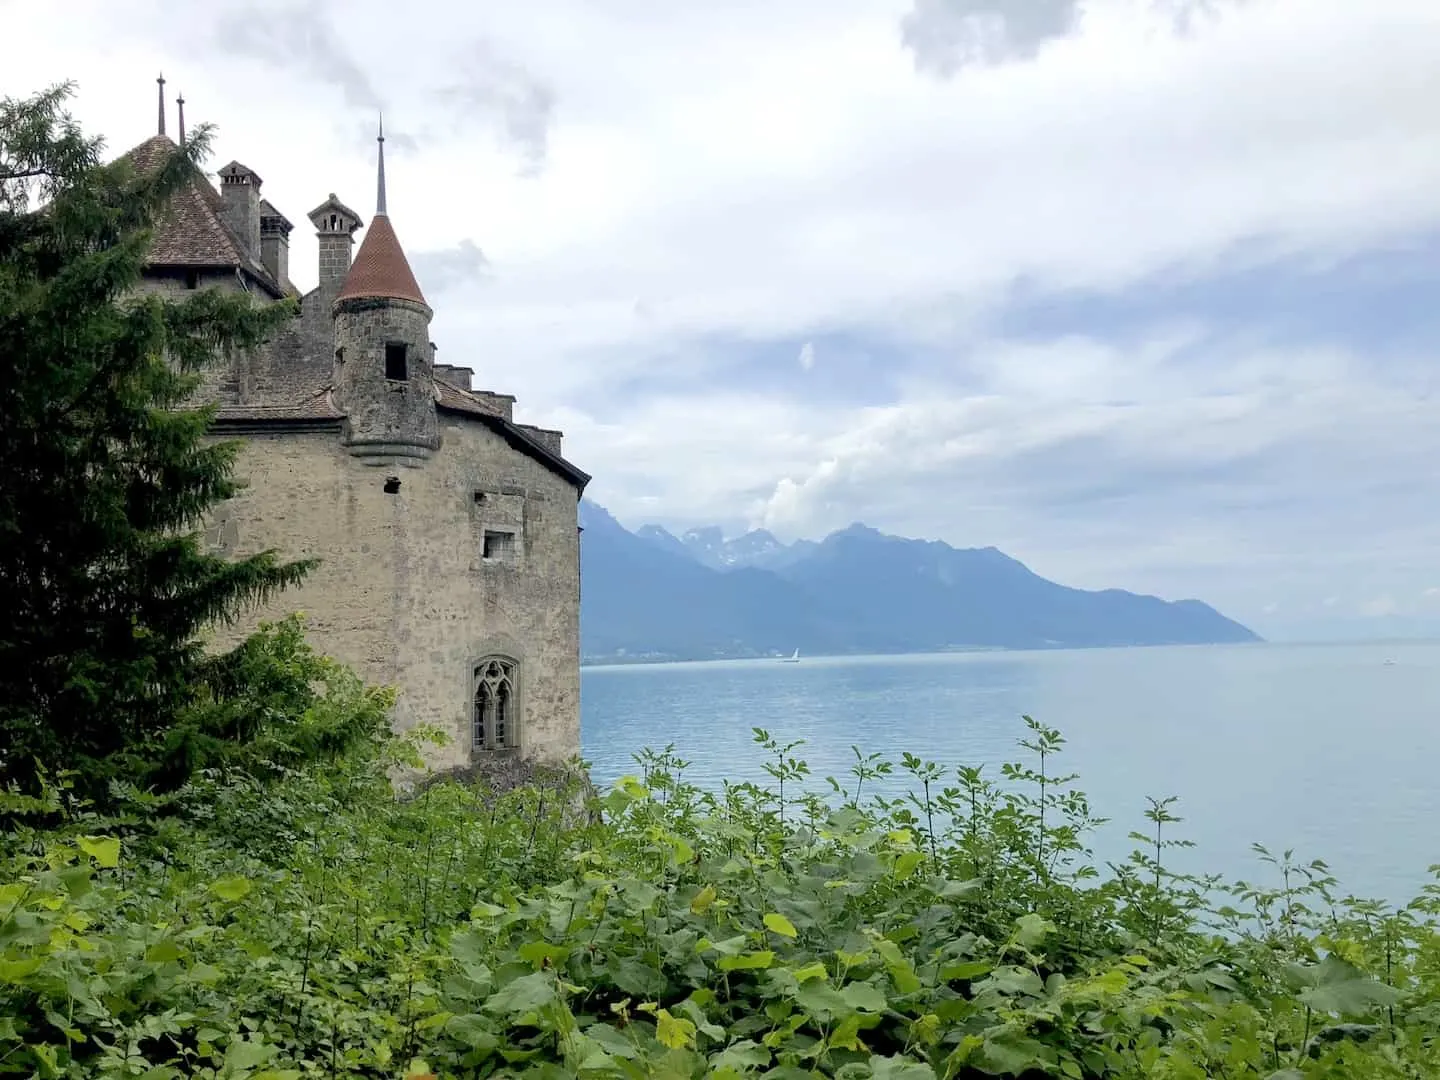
[581,641,1440,907]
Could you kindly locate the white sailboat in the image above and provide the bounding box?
[780,648,800,663]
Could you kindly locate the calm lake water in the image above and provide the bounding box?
[581,642,1440,907]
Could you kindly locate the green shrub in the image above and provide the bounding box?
[1,715,1437,1078]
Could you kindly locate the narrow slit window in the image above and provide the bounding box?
[385,342,408,381]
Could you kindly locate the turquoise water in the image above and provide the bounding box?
[581,641,1440,906]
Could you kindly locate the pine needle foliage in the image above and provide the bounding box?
[0,83,312,797]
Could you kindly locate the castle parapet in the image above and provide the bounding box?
[518,424,563,456]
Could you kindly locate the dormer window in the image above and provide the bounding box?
[385,342,408,381]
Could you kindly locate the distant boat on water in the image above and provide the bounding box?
[780,649,800,663]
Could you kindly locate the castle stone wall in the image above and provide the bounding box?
[204,418,582,770]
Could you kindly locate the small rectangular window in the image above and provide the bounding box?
[482,530,515,562]
[184,270,199,290]
[385,342,408,381]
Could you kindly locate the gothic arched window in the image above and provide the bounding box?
[473,657,519,752]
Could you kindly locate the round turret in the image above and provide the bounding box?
[331,121,439,463]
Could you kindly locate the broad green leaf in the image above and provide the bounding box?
[210,876,253,902]
[940,960,993,982]
[794,961,828,983]
[75,835,120,868]
[518,940,570,969]
[795,981,852,1020]
[830,1014,867,1052]
[1294,956,1400,1016]
[718,950,775,972]
[1014,913,1054,949]
[57,866,92,898]
[711,1040,770,1070]
[690,885,718,914]
[977,966,1045,999]
[584,1024,640,1059]
[224,1038,277,1072]
[868,1054,937,1079]
[484,971,558,1017]
[145,939,183,963]
[842,982,888,1013]
[655,1009,697,1050]
[931,877,980,899]
[875,939,923,995]
[978,1029,1048,1074]
[0,957,43,982]
[894,851,925,880]
[763,912,798,939]
[705,934,750,957]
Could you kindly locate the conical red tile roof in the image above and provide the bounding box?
[334,213,427,306]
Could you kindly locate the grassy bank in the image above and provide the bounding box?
[2,717,1437,1078]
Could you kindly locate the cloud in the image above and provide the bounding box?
[900,0,1082,72]
[213,0,379,112]
[798,341,815,371]
[411,239,490,295]
[898,0,1255,75]
[11,0,1440,641]
[437,41,556,177]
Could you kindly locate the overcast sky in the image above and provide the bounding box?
[8,0,1440,642]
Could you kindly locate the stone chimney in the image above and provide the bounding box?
[307,193,363,299]
[217,162,262,258]
[258,201,293,291]
[434,362,475,391]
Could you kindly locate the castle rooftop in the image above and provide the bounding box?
[334,213,427,306]
[334,117,427,307]
[118,132,283,295]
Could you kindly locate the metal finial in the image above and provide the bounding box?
[157,73,167,136]
[176,93,186,146]
[376,113,388,216]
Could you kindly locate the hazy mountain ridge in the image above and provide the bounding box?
[637,522,817,570]
[580,501,1260,663]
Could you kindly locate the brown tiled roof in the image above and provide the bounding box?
[334,213,427,306]
[215,387,342,422]
[434,377,507,418]
[433,377,589,490]
[116,135,284,297]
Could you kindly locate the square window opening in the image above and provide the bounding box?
[482,530,515,562]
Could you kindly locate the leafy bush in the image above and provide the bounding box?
[2,715,1438,1078]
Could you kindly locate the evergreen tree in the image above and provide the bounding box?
[0,83,313,798]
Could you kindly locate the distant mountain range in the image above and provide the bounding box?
[579,501,1261,663]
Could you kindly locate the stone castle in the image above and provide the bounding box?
[121,81,588,773]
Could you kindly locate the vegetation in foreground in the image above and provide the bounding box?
[4,684,1439,1079]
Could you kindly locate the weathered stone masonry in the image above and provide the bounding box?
[124,95,588,772]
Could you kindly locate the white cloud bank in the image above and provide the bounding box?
[6,0,1440,639]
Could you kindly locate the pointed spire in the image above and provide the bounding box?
[176,92,186,146]
[156,73,167,136]
[375,113,387,216]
